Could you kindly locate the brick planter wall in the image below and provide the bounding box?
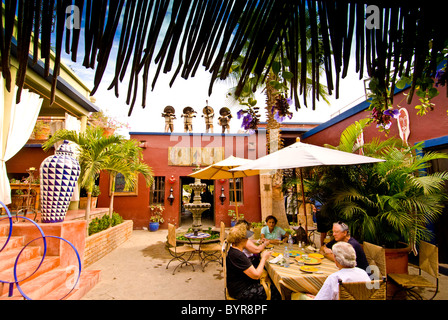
[83,220,133,268]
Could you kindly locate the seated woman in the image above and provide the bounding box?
[235,220,270,267]
[260,215,287,244]
[226,223,277,300]
[314,241,371,300]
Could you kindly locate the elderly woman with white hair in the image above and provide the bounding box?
[314,241,371,300]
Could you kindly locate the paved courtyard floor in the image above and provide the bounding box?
[83,228,224,300]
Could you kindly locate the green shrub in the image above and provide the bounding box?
[88,212,124,236]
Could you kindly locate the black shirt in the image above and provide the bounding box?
[326,238,369,271]
[226,247,258,297]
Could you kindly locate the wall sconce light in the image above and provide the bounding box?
[168,175,176,184]
[219,186,226,205]
[168,187,175,205]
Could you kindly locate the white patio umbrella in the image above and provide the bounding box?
[188,156,259,218]
[230,141,385,231]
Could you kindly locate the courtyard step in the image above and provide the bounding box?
[0,224,100,300]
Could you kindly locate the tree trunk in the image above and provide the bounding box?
[264,73,289,229]
[109,191,115,218]
[85,191,91,232]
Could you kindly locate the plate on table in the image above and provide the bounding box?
[265,244,274,249]
[295,256,321,265]
[289,250,305,257]
[271,252,280,257]
[308,253,324,259]
[300,266,319,273]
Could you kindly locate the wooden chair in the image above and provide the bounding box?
[222,240,271,300]
[200,221,226,268]
[388,241,439,300]
[166,223,196,275]
[363,241,387,278]
[338,278,387,300]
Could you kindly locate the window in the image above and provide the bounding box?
[150,176,165,205]
[229,178,243,203]
[110,173,138,196]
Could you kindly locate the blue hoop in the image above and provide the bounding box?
[0,201,81,300]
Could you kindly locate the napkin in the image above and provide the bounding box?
[306,245,317,252]
[269,254,283,264]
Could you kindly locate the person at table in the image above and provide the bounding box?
[236,220,270,267]
[260,215,287,244]
[320,221,369,272]
[314,241,371,300]
[226,223,279,300]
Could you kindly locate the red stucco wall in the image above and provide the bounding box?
[99,133,267,229]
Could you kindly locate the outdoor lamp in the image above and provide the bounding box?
[219,186,226,205]
[168,187,175,205]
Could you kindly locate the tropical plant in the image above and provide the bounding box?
[149,204,165,223]
[43,126,123,228]
[91,185,101,197]
[104,139,154,217]
[305,121,448,250]
[88,110,130,130]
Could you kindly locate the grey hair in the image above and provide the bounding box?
[333,221,350,235]
[332,242,357,268]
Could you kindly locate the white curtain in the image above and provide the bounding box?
[65,113,81,202]
[0,84,43,205]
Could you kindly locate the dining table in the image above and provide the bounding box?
[184,231,211,271]
[264,243,339,299]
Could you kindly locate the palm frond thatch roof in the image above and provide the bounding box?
[2,1,447,116]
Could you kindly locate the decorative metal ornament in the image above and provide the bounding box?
[40,140,80,223]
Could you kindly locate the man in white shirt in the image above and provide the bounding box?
[314,241,371,300]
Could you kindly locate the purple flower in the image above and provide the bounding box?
[237,109,245,119]
[241,114,253,130]
[286,97,292,105]
[436,69,446,87]
[383,109,399,119]
[274,111,284,123]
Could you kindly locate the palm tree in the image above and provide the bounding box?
[104,139,154,217]
[221,8,329,227]
[43,126,122,228]
[306,121,448,249]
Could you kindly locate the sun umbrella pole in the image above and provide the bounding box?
[300,168,307,234]
[233,173,238,220]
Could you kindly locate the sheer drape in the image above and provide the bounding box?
[0,84,43,205]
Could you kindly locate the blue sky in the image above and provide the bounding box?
[59,3,368,135]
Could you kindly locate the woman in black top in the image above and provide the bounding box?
[226,223,273,300]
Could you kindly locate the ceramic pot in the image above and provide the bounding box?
[40,140,80,223]
[149,222,159,232]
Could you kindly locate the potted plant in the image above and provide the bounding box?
[228,210,244,227]
[88,110,130,137]
[79,185,101,209]
[306,121,448,274]
[32,120,51,140]
[149,204,165,231]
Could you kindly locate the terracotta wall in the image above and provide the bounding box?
[6,146,54,179]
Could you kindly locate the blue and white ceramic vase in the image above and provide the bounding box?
[40,140,80,223]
